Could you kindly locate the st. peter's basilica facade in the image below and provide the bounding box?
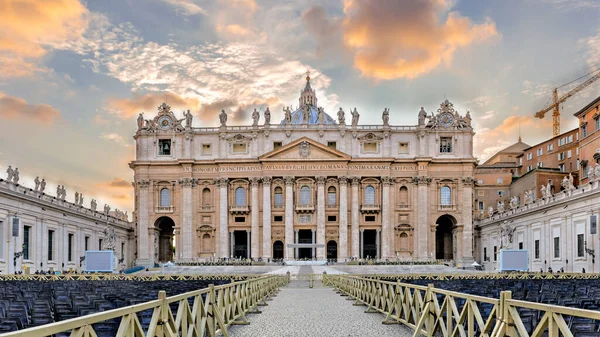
[131,76,477,265]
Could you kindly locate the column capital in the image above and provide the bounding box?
[462,177,475,186]
[284,176,295,186]
[351,176,361,186]
[338,176,348,185]
[136,180,150,188]
[381,176,393,186]
[217,178,229,187]
[250,177,260,187]
[262,176,272,185]
[316,176,326,185]
[179,178,194,187]
[413,176,431,185]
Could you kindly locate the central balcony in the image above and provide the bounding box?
[295,204,315,213]
[155,206,174,213]
[229,205,250,214]
[360,204,380,213]
[438,204,457,211]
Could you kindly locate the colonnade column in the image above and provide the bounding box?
[250,177,260,259]
[360,229,364,259]
[338,176,348,261]
[376,229,381,259]
[351,177,360,258]
[136,180,150,265]
[381,176,392,259]
[180,177,194,261]
[246,230,251,259]
[218,178,229,258]
[416,176,429,259]
[230,232,234,258]
[284,177,294,259]
[262,177,272,259]
[311,229,316,257]
[294,230,299,258]
[316,176,326,260]
[461,177,474,263]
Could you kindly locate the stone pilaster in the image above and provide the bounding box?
[338,176,348,260]
[360,229,364,258]
[250,177,260,259]
[246,230,251,259]
[316,176,326,260]
[284,176,294,259]
[351,177,360,258]
[136,180,151,265]
[311,229,316,257]
[218,178,229,258]
[262,177,272,259]
[381,176,392,259]
[415,176,430,259]
[294,229,299,258]
[376,228,381,259]
[230,231,234,258]
[461,177,474,264]
[180,177,194,260]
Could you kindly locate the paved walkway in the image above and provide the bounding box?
[227,267,413,337]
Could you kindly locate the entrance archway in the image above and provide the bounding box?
[435,215,456,260]
[273,241,284,260]
[298,230,313,259]
[155,217,175,262]
[362,230,377,259]
[233,231,248,258]
[327,240,337,261]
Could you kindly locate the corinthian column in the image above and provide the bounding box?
[461,177,475,263]
[416,176,429,259]
[338,176,348,260]
[284,176,294,259]
[262,177,272,259]
[316,176,326,260]
[381,176,392,259]
[180,178,194,260]
[218,178,229,258]
[136,180,151,265]
[351,177,360,258]
[250,177,260,259]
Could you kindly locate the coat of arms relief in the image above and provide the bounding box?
[299,141,311,158]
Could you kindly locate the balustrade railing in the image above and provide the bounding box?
[3,275,287,337]
[155,206,174,213]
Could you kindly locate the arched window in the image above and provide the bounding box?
[327,186,336,206]
[300,186,311,204]
[202,188,212,207]
[274,186,283,206]
[441,186,451,205]
[160,188,170,207]
[364,185,375,205]
[399,186,408,205]
[235,187,246,206]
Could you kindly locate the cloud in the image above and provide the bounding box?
[579,28,600,70]
[93,114,111,125]
[108,92,202,119]
[521,80,553,98]
[0,0,89,78]
[337,0,498,80]
[101,133,128,146]
[160,0,207,16]
[465,95,492,108]
[540,0,600,9]
[478,110,495,120]
[0,92,61,123]
[213,0,258,40]
[302,6,345,58]
[106,178,131,188]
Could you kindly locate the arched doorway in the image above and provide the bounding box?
[273,241,284,260]
[435,215,456,260]
[155,217,175,262]
[327,240,337,261]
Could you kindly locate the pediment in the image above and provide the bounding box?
[260,137,350,161]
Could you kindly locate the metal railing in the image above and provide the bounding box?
[3,275,287,337]
[324,274,600,337]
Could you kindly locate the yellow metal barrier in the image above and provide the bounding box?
[2,275,288,337]
[324,274,600,337]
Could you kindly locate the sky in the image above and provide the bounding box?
[0,0,599,215]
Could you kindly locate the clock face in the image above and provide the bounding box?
[158,116,172,130]
[440,113,454,128]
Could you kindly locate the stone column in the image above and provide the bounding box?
[218,178,229,258]
[316,176,326,260]
[338,177,348,261]
[381,176,392,259]
[230,231,235,258]
[294,229,299,259]
[351,177,360,258]
[416,176,429,259]
[284,176,294,259]
[246,230,251,259]
[136,180,151,265]
[262,177,272,259]
[360,229,364,259]
[461,177,474,263]
[180,178,194,261]
[376,229,381,259]
[250,177,260,259]
[311,229,316,258]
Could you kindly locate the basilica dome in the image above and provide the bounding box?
[279,74,337,125]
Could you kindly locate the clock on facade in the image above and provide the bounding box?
[158,116,172,130]
[439,113,454,128]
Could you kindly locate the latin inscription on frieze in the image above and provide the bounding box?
[183,164,427,172]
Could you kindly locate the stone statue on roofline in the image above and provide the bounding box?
[264,107,271,125]
[488,206,494,218]
[252,108,260,126]
[6,165,13,181]
[12,168,19,183]
[382,108,390,126]
[40,178,46,193]
[317,107,325,125]
[351,107,359,127]
[34,177,40,191]
[595,163,600,181]
[337,108,345,125]
[588,165,595,181]
[465,111,472,126]
[418,107,427,126]
[184,110,193,128]
[219,109,228,127]
[497,200,505,213]
[284,106,292,125]
[137,113,144,130]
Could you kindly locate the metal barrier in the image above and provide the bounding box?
[324,274,600,337]
[0,274,259,281]
[2,275,288,337]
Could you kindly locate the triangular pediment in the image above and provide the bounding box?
[259,137,350,161]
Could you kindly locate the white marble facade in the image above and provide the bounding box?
[0,178,133,274]
[132,78,477,266]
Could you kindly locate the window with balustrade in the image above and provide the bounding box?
[160,188,170,207]
[274,186,283,206]
[440,186,451,206]
[327,186,336,206]
[300,186,311,205]
[364,185,375,205]
[235,187,247,206]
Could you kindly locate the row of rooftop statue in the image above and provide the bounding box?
[4,166,128,221]
[135,100,473,131]
[485,166,600,218]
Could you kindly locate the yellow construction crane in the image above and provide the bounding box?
[534,69,600,136]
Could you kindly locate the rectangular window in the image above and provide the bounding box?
[497,178,503,184]
[440,137,452,153]
[591,215,597,234]
[537,162,543,168]
[547,143,554,151]
[483,247,487,261]
[498,190,505,197]
[327,141,337,149]
[99,239,103,250]
[273,215,283,222]
[68,233,74,262]
[48,230,54,261]
[478,201,484,210]
[158,139,171,156]
[398,142,409,154]
[595,117,600,131]
[537,148,543,156]
[577,159,580,170]
[519,158,523,165]
[234,216,245,223]
[582,163,588,178]
[202,144,211,155]
[493,246,497,261]
[534,240,540,259]
[274,193,283,206]
[567,150,572,158]
[527,153,533,160]
[554,237,560,258]
[582,124,588,138]
[365,215,376,222]
[273,142,282,150]
[85,236,89,251]
[568,135,573,143]
[577,234,585,257]
[519,242,524,250]
[23,226,31,260]
[327,215,337,222]
[327,191,336,205]
[558,164,565,172]
[558,152,565,161]
[232,143,247,153]
[363,142,377,152]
